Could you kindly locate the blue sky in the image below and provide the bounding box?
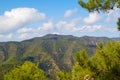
[0,0,120,42]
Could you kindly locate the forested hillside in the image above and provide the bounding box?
[0,34,119,79]
[57,42,120,80]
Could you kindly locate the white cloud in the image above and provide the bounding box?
[18,32,45,40]
[64,8,77,18]
[77,25,117,32]
[17,21,54,40]
[0,8,46,33]
[55,18,117,33]
[18,33,29,39]
[0,33,13,39]
[56,20,78,32]
[17,21,53,33]
[83,12,100,24]
[78,25,102,32]
[39,21,53,31]
[17,27,33,33]
[56,17,81,32]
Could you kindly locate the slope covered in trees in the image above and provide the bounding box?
[0,34,120,79]
[2,41,120,80]
[57,42,120,80]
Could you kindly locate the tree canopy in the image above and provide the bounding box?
[79,0,120,12]
[56,42,120,80]
[79,0,120,30]
[4,61,47,80]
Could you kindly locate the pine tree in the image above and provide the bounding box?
[4,61,47,80]
[79,0,120,30]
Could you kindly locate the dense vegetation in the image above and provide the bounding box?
[2,41,120,80]
[57,42,120,80]
[4,61,47,80]
[0,34,120,80]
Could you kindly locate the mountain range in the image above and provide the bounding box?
[0,34,119,79]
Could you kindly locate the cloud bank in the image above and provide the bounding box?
[0,7,119,41]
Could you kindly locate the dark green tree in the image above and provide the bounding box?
[4,61,47,80]
[93,42,120,80]
[57,42,120,80]
[118,18,120,30]
[74,49,89,67]
[79,0,120,30]
[56,71,71,80]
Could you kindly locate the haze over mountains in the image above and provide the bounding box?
[0,34,119,78]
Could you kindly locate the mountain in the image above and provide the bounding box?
[0,34,117,79]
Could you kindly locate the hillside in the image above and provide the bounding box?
[0,34,117,79]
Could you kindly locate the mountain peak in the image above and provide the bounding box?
[44,34,59,37]
[42,34,75,40]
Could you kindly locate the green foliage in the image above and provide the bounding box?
[72,63,91,80]
[74,49,89,67]
[56,42,120,80]
[93,42,120,80]
[4,61,47,80]
[79,0,120,31]
[1,34,105,79]
[56,71,71,80]
[117,18,120,31]
[79,0,119,12]
[5,41,120,80]
[0,34,119,79]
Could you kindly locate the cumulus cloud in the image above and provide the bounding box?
[39,21,53,31]
[0,8,46,33]
[56,18,80,32]
[55,17,117,33]
[83,12,100,24]
[17,21,54,40]
[55,18,104,33]
[56,21,75,32]
[64,8,77,18]
[0,7,118,42]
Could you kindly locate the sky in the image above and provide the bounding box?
[0,0,120,42]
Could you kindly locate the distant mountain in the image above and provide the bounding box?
[111,37,120,41]
[0,34,118,79]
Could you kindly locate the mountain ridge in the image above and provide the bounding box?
[0,34,119,79]
[0,34,119,43]
[22,34,116,42]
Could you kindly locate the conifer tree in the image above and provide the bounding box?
[4,61,47,80]
[79,0,120,30]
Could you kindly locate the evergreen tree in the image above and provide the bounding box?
[56,42,120,80]
[79,0,120,30]
[79,0,120,12]
[4,61,47,80]
[56,71,71,80]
